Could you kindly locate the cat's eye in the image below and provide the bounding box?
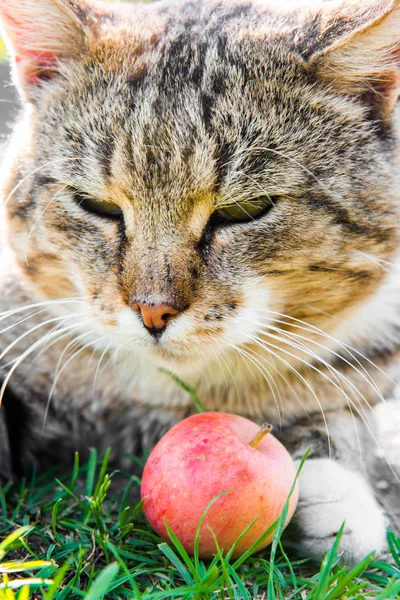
[215,197,273,224]
[73,192,123,219]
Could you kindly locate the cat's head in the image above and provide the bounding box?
[1,0,400,376]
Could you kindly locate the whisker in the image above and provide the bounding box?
[249,330,400,482]
[263,326,373,450]
[0,312,86,365]
[0,320,88,407]
[253,307,396,387]
[50,330,94,397]
[233,170,276,208]
[24,184,69,264]
[255,315,388,406]
[218,189,260,222]
[0,308,55,337]
[232,344,283,427]
[204,334,248,413]
[43,332,99,430]
[356,250,395,272]
[2,320,75,369]
[252,329,377,418]
[28,320,92,371]
[4,157,80,207]
[235,145,342,202]
[208,344,238,399]
[92,341,113,410]
[0,297,88,324]
[246,334,332,456]
[238,344,312,422]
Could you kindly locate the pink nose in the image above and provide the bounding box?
[133,302,179,332]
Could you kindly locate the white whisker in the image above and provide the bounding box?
[234,145,341,201]
[24,184,69,264]
[0,297,88,324]
[254,307,396,387]
[92,341,113,410]
[243,333,333,455]
[232,343,283,426]
[256,316,387,406]
[0,312,86,365]
[248,330,400,482]
[4,157,80,207]
[0,320,88,407]
[43,332,99,430]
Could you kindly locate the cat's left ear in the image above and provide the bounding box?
[0,0,94,101]
[308,0,400,120]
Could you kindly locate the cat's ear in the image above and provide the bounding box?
[0,0,93,100]
[308,0,400,119]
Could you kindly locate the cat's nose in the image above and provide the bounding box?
[132,302,179,335]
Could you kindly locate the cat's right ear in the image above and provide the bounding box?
[0,0,93,101]
[305,0,400,120]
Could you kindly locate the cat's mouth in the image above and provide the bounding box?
[145,337,199,363]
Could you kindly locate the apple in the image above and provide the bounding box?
[141,412,299,559]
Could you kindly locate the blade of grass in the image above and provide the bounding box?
[374,577,400,600]
[105,541,142,599]
[85,449,98,498]
[158,543,194,586]
[164,520,198,581]
[0,578,53,591]
[54,480,87,511]
[51,499,64,548]
[159,369,206,413]
[68,453,80,491]
[226,563,251,600]
[387,528,400,568]
[324,552,375,600]
[268,447,312,600]
[0,560,55,573]
[84,563,119,600]
[0,527,33,559]
[193,491,232,574]
[93,449,111,499]
[308,523,345,600]
[209,530,235,600]
[224,519,258,563]
[42,561,71,600]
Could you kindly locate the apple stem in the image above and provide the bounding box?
[249,423,273,448]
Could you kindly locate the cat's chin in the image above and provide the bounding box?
[113,335,218,377]
[144,345,209,373]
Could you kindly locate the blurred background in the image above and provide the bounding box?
[0,39,19,158]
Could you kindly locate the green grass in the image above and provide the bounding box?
[1,450,400,599]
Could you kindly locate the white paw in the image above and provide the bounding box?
[290,459,388,565]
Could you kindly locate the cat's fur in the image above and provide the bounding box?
[0,0,400,564]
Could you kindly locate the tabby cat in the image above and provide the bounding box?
[0,0,400,564]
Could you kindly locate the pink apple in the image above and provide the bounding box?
[141,412,299,559]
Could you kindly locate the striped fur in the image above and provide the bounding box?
[0,0,400,563]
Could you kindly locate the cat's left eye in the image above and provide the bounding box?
[215,197,273,223]
[74,192,123,219]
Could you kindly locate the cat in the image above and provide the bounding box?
[0,0,400,565]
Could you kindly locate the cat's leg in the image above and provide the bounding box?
[288,457,388,564]
[278,409,393,565]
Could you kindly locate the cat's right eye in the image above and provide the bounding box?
[73,191,123,219]
[212,196,275,227]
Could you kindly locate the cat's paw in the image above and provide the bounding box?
[286,458,388,565]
